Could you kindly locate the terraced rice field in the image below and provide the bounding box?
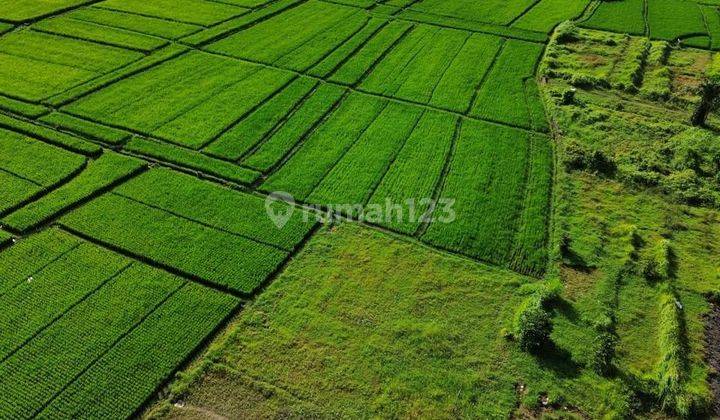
[0,0,716,417]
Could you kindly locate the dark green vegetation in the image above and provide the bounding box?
[0,0,718,418]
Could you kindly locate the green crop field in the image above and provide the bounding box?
[0,0,718,418]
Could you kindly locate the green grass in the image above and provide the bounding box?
[67,7,202,39]
[207,1,365,71]
[156,223,632,418]
[512,0,591,33]
[327,20,413,85]
[203,77,318,161]
[408,0,536,26]
[0,30,141,102]
[2,152,145,233]
[422,119,550,276]
[242,82,346,171]
[113,168,316,251]
[33,16,169,52]
[95,0,247,25]
[366,110,456,234]
[60,193,289,294]
[359,26,471,105]
[123,137,259,185]
[262,92,386,199]
[307,100,423,207]
[469,39,545,129]
[582,0,646,36]
[428,33,504,112]
[0,0,93,23]
[0,113,101,156]
[647,0,707,42]
[39,112,130,145]
[65,51,294,148]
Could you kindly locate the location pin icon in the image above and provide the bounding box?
[265,191,295,229]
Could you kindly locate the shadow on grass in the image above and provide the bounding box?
[535,341,582,379]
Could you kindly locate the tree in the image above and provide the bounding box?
[691,54,720,126]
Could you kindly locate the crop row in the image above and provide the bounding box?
[407,0,537,26]
[0,129,87,215]
[469,39,546,129]
[207,0,369,72]
[2,152,145,233]
[59,168,316,293]
[0,0,92,23]
[0,30,142,102]
[65,51,294,149]
[95,0,249,26]
[422,120,551,276]
[0,228,239,418]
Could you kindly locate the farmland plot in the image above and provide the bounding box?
[407,0,536,26]
[422,120,552,276]
[0,228,238,419]
[469,39,545,129]
[0,30,142,102]
[207,0,369,71]
[64,51,295,148]
[581,0,646,36]
[0,129,86,215]
[94,0,248,26]
[0,0,94,23]
[60,168,317,294]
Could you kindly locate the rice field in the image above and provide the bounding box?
[0,0,714,417]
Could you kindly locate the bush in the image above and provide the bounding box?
[590,331,618,376]
[515,297,553,353]
[554,21,579,44]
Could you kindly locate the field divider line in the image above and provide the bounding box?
[350,23,415,89]
[0,242,82,300]
[465,38,506,115]
[56,224,248,299]
[65,15,200,42]
[413,116,460,238]
[187,0,309,48]
[507,0,544,27]
[321,19,390,79]
[30,281,189,418]
[144,65,267,136]
[0,0,106,25]
[304,100,391,200]
[233,81,321,163]
[29,27,161,55]
[0,262,134,366]
[362,108,425,207]
[426,31,472,107]
[0,167,43,187]
[6,164,149,236]
[503,131,535,265]
[90,5,217,28]
[392,13,547,44]
[266,9,367,71]
[134,220,322,416]
[45,46,190,108]
[0,159,88,219]
[391,0,424,17]
[110,191,292,253]
[196,74,303,151]
[256,89,350,183]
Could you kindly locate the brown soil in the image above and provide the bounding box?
[704,299,720,416]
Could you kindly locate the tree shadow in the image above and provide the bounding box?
[535,341,582,379]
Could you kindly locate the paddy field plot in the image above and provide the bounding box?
[3,0,714,417]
